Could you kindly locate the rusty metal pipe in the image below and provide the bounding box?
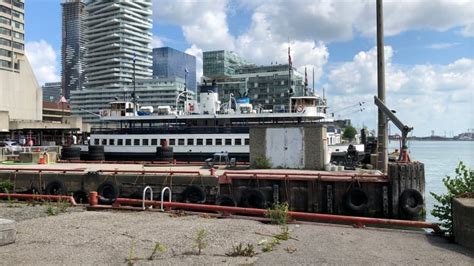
[222,170,386,178]
[113,198,440,233]
[0,193,77,206]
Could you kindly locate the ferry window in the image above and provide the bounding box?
[235,139,242,145]
[216,139,222,145]
[118,139,123,146]
[245,138,250,145]
[151,139,157,145]
[134,139,140,146]
[187,139,194,145]
[206,139,213,145]
[102,139,107,145]
[160,139,166,145]
[197,139,203,145]
[109,139,115,145]
[94,139,99,145]
[225,138,232,145]
[178,139,185,145]
[125,139,131,146]
[143,139,149,146]
[169,139,175,146]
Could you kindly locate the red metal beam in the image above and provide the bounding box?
[113,198,440,233]
[97,169,202,175]
[0,193,77,206]
[0,167,86,173]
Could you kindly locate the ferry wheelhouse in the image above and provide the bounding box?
[81,84,331,161]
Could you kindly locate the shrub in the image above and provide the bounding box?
[430,161,474,236]
[265,202,289,225]
[0,180,13,193]
[226,243,255,257]
[194,229,208,255]
[253,156,271,169]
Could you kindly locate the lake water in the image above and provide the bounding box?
[388,140,474,222]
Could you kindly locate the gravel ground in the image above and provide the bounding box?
[0,203,472,265]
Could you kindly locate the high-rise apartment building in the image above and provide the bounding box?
[0,0,42,126]
[153,47,197,93]
[71,0,153,122]
[61,0,86,99]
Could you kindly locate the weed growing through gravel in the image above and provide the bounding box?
[266,202,289,225]
[148,241,166,260]
[126,240,137,265]
[44,199,69,216]
[194,229,208,255]
[226,243,256,257]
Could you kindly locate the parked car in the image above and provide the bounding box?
[0,141,22,153]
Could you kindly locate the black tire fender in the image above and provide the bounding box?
[240,189,267,209]
[181,185,206,203]
[216,195,237,207]
[73,189,89,204]
[97,181,119,205]
[45,180,68,195]
[399,189,423,216]
[343,188,368,213]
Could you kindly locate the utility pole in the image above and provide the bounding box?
[376,0,388,173]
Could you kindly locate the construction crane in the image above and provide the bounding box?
[374,96,413,162]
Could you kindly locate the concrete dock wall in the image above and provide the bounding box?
[453,198,474,250]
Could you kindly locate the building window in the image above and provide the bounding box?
[0,27,11,36]
[109,139,115,145]
[0,59,10,68]
[0,48,11,57]
[206,139,213,145]
[11,10,23,20]
[178,139,184,145]
[0,37,11,47]
[0,6,11,16]
[134,139,140,146]
[102,139,107,145]
[245,138,250,145]
[235,139,242,145]
[151,139,157,145]
[143,139,149,146]
[12,41,23,50]
[196,139,203,145]
[94,139,99,145]
[215,139,222,145]
[125,139,131,146]
[0,17,10,27]
[187,139,194,145]
[117,139,123,146]
[225,139,232,145]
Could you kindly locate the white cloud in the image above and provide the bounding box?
[426,42,460,50]
[25,40,60,86]
[325,46,474,136]
[153,0,234,50]
[151,35,164,48]
[235,12,329,87]
[237,0,474,42]
[461,23,474,37]
[185,44,203,82]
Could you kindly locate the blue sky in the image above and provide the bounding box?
[24,0,473,136]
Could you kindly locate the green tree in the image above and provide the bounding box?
[342,125,357,142]
[431,161,473,237]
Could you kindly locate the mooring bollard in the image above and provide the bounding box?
[210,167,216,176]
[89,191,98,206]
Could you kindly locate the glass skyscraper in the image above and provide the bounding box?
[152,47,196,93]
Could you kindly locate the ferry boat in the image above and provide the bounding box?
[79,84,337,161]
